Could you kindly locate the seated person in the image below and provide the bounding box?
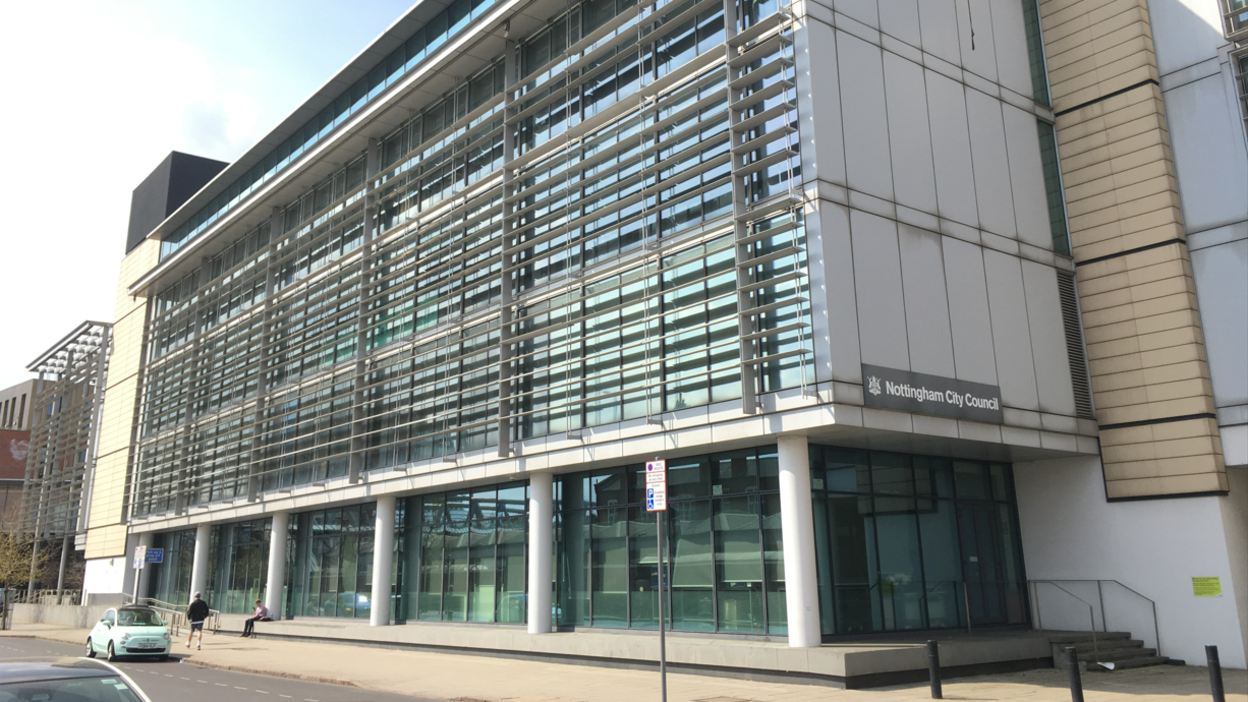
[241,599,272,637]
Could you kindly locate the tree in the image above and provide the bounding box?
[0,505,50,589]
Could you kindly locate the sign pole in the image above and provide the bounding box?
[657,510,666,702]
[645,458,668,702]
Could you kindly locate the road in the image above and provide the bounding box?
[0,637,441,702]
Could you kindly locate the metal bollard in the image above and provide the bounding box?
[1206,645,1225,702]
[1066,647,1084,702]
[927,640,942,699]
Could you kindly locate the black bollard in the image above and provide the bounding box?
[927,640,942,699]
[1065,647,1084,702]
[1206,645,1225,702]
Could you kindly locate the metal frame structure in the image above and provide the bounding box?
[129,0,814,520]
[22,320,112,592]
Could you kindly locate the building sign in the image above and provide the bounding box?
[862,364,1004,424]
[145,548,164,564]
[1192,577,1221,597]
[645,459,667,512]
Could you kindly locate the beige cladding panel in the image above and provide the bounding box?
[1039,0,1223,499]
[85,524,130,560]
[85,240,155,554]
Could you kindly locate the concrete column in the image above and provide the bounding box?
[777,434,821,648]
[370,495,396,626]
[189,524,211,602]
[135,532,154,602]
[527,472,554,634]
[265,512,289,618]
[56,536,70,595]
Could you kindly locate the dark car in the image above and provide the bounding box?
[0,657,151,702]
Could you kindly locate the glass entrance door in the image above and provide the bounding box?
[957,504,1007,625]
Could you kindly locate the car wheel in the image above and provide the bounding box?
[107,641,118,662]
[85,638,97,658]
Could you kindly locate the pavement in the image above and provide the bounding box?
[2,622,1244,702]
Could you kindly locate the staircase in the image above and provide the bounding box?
[1047,631,1170,671]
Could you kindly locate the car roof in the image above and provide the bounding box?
[0,658,119,685]
[118,605,156,612]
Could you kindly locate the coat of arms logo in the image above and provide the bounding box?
[867,375,882,396]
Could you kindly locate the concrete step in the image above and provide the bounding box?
[1079,647,1157,663]
[1061,638,1144,654]
[1046,631,1131,645]
[1090,656,1170,671]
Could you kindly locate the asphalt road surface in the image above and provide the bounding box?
[0,637,441,702]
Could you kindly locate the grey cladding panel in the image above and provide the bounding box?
[838,32,894,201]
[942,237,998,386]
[983,250,1040,411]
[899,225,955,377]
[966,90,1017,239]
[884,52,938,215]
[1022,261,1077,416]
[926,71,979,228]
[851,210,910,371]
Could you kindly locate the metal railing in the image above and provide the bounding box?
[1029,579,1161,657]
[6,589,82,606]
[122,595,221,636]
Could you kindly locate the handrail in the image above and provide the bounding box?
[1030,580,1099,658]
[1032,579,1161,658]
[124,595,222,635]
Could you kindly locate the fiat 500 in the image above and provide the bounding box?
[86,606,172,661]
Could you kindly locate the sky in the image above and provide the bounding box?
[0,0,416,391]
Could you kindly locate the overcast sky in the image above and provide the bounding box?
[0,0,415,391]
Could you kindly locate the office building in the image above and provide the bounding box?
[81,0,1245,672]
[0,380,36,432]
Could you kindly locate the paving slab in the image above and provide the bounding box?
[2,623,1244,702]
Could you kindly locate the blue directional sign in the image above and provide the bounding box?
[144,548,164,563]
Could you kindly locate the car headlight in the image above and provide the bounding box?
[163,633,171,641]
[120,633,130,642]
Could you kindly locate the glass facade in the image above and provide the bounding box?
[1036,120,1071,256]
[555,448,787,634]
[160,0,503,260]
[396,484,529,624]
[286,503,376,619]
[132,0,811,518]
[146,529,196,605]
[810,447,1027,636]
[206,518,272,614]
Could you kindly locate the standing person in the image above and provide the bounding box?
[241,599,271,637]
[186,592,210,650]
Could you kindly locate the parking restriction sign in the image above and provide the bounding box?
[645,460,667,511]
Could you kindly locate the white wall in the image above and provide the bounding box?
[1014,455,1248,668]
[82,554,135,605]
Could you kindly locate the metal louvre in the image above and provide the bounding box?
[1057,271,1095,420]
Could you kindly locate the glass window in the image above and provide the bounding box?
[555,448,785,633]
[395,484,529,624]
[1036,120,1070,255]
[812,447,1027,636]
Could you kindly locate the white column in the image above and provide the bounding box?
[778,434,821,647]
[370,495,396,626]
[189,524,211,603]
[527,472,554,634]
[265,512,289,618]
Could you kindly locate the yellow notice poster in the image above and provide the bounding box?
[1192,577,1222,597]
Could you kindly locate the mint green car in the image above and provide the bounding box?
[86,607,172,662]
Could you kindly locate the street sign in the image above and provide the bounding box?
[647,457,670,702]
[645,459,667,512]
[646,483,667,512]
[132,546,147,571]
[145,548,164,564]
